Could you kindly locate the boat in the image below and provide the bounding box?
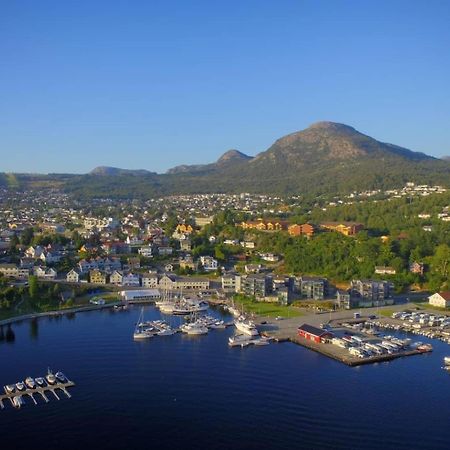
[133,308,155,340]
[55,372,67,383]
[172,297,209,315]
[228,334,252,347]
[25,377,36,389]
[234,316,259,336]
[5,384,15,394]
[46,368,56,385]
[12,396,25,409]
[157,327,176,336]
[254,337,270,346]
[15,381,25,391]
[180,315,209,335]
[35,377,46,387]
[444,356,450,365]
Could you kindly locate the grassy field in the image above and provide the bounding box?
[233,296,303,318]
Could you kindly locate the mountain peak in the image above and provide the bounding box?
[89,166,154,176]
[307,121,357,133]
[217,149,252,164]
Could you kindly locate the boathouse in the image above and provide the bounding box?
[298,324,333,343]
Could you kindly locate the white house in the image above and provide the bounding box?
[35,267,57,280]
[25,245,45,259]
[138,246,153,258]
[66,269,80,283]
[122,272,140,287]
[200,256,218,272]
[40,251,62,264]
[428,292,450,308]
[158,246,173,256]
[109,270,124,285]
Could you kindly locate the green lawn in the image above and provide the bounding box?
[233,296,303,318]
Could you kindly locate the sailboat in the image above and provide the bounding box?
[133,308,154,340]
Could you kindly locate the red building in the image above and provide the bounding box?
[298,324,333,343]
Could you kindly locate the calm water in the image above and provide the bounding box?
[1,306,450,450]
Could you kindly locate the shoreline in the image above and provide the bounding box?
[0,302,121,327]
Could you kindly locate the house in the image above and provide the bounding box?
[221,273,241,291]
[89,269,107,284]
[0,263,19,278]
[66,269,80,283]
[200,256,218,272]
[20,257,35,269]
[298,324,333,343]
[158,246,173,256]
[40,251,62,264]
[122,272,140,287]
[240,274,272,299]
[17,268,30,279]
[375,266,396,275]
[223,239,239,246]
[351,279,391,302]
[428,292,450,308]
[240,241,255,249]
[141,273,159,289]
[409,262,425,275]
[288,223,316,238]
[175,224,194,234]
[34,267,57,280]
[164,263,174,272]
[179,237,192,252]
[179,256,197,271]
[195,216,214,228]
[109,270,124,285]
[297,277,328,300]
[260,253,279,262]
[244,264,263,274]
[240,219,289,231]
[25,245,45,259]
[138,246,153,258]
[320,222,364,236]
[127,257,141,270]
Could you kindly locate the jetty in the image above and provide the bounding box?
[0,378,75,410]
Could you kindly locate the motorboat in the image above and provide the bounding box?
[15,381,25,391]
[5,384,15,394]
[13,396,25,409]
[254,337,270,346]
[35,377,46,387]
[55,372,67,383]
[25,377,36,389]
[444,356,450,365]
[180,321,208,335]
[228,334,252,347]
[157,328,176,336]
[46,369,57,385]
[234,317,259,336]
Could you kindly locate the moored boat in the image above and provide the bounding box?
[5,384,15,394]
[234,316,259,336]
[46,368,56,385]
[25,377,36,389]
[13,396,25,409]
[55,372,66,383]
[35,377,46,387]
[15,381,25,391]
[444,356,450,365]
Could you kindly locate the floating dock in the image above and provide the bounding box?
[0,380,75,410]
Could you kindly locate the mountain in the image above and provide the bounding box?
[89,166,155,176]
[167,149,252,174]
[9,122,449,198]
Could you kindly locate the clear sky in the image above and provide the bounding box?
[1,0,449,174]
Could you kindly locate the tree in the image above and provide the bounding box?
[28,275,38,299]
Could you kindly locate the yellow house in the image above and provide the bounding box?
[176,224,194,234]
[89,269,107,284]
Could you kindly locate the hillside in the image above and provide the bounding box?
[4,122,450,198]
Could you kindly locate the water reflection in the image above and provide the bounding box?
[5,324,15,343]
[29,318,39,340]
[0,326,4,341]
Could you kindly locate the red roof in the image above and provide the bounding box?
[438,291,450,301]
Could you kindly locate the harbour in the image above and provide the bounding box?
[2,305,450,450]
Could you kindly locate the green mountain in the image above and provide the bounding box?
[4,122,450,198]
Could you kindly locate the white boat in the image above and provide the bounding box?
[228,334,252,347]
[254,337,270,346]
[46,369,56,385]
[25,377,36,389]
[133,308,155,339]
[157,328,176,336]
[444,356,450,365]
[55,372,66,383]
[180,321,208,335]
[35,377,46,387]
[234,317,259,336]
[13,396,25,409]
[15,381,25,391]
[5,384,15,394]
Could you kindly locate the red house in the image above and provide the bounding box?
[298,324,333,343]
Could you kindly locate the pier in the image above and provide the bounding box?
[0,380,75,410]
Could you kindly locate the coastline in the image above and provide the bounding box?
[0,302,121,327]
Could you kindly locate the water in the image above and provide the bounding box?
[1,306,450,450]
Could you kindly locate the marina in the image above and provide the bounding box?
[0,372,75,410]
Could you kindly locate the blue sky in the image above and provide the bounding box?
[1,0,449,173]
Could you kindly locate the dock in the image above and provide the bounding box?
[0,380,75,410]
